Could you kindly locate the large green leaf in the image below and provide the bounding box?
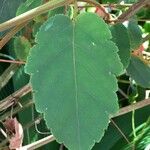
[110,23,131,69]
[25,13,123,150]
[127,55,150,88]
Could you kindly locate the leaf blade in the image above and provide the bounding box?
[25,13,123,150]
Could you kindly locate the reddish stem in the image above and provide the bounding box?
[0,59,25,64]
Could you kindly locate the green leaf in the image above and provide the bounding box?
[127,55,150,88]
[127,21,142,51]
[48,6,65,17]
[16,0,42,15]
[144,22,150,33]
[110,23,131,69]
[14,36,31,61]
[25,13,123,150]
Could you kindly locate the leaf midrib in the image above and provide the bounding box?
[72,23,81,149]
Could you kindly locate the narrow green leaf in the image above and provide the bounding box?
[127,55,150,88]
[14,36,31,61]
[110,23,131,69]
[25,13,123,150]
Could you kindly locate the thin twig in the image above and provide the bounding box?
[0,23,27,49]
[0,59,26,64]
[110,118,130,144]
[137,18,150,22]
[118,79,130,84]
[0,64,19,90]
[0,100,34,122]
[0,128,7,138]
[109,18,150,23]
[118,88,129,99]
[102,3,132,7]
[0,53,15,60]
[24,116,43,130]
[113,98,150,117]
[78,4,132,8]
[59,144,64,150]
[0,0,73,32]
[116,0,150,23]
[0,84,32,112]
[142,34,150,43]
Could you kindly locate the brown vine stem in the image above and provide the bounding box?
[0,0,73,32]
[0,100,34,122]
[116,0,150,23]
[0,23,27,49]
[0,84,31,111]
[113,98,150,118]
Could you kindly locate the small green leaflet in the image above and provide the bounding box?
[25,13,123,150]
[127,55,150,88]
[127,21,142,51]
[14,36,31,61]
[16,0,42,15]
